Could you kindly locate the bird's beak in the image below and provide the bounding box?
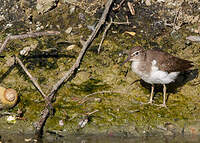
[120,55,131,66]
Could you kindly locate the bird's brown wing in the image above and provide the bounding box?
[148,50,193,72]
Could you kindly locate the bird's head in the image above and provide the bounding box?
[121,47,145,66]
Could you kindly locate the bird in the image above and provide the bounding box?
[122,46,193,107]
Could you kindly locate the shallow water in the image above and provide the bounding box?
[62,135,200,143]
[1,133,200,143]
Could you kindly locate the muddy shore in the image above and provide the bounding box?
[0,0,200,141]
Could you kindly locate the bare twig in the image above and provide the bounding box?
[126,15,130,24]
[0,31,60,54]
[48,0,114,99]
[127,2,135,16]
[98,18,132,54]
[86,109,99,116]
[15,56,53,111]
[15,56,46,98]
[98,18,113,54]
[34,0,114,137]
[112,21,131,25]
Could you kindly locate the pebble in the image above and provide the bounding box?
[36,0,58,14]
[69,5,76,14]
[7,116,16,124]
[65,27,73,34]
[59,120,64,126]
[145,0,151,6]
[0,15,5,21]
[66,44,77,50]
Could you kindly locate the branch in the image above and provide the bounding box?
[34,0,115,137]
[98,18,113,54]
[15,56,53,112]
[15,56,46,98]
[48,0,114,99]
[0,31,60,54]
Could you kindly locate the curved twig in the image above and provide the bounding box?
[0,31,60,54]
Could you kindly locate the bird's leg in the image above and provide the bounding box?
[161,84,167,107]
[148,84,154,104]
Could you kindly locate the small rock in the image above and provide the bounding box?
[145,0,151,6]
[191,15,199,24]
[78,24,83,28]
[78,118,88,128]
[56,25,60,29]
[7,116,16,124]
[6,23,13,28]
[24,138,32,142]
[157,0,166,2]
[36,0,58,14]
[185,40,192,46]
[65,27,73,34]
[94,98,102,103]
[194,29,199,34]
[59,120,64,126]
[0,15,5,21]
[20,43,38,56]
[69,5,76,14]
[66,44,77,50]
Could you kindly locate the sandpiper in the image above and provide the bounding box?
[122,47,193,107]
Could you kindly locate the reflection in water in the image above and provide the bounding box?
[0,133,200,143]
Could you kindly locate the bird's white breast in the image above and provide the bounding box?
[131,60,180,84]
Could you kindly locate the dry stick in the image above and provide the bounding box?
[15,57,46,98]
[49,0,114,99]
[98,18,113,54]
[0,31,60,54]
[86,109,99,116]
[112,21,131,25]
[15,56,53,110]
[98,19,131,54]
[34,0,114,136]
[127,1,135,16]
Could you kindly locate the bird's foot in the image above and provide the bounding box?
[158,103,167,108]
[146,102,168,108]
[148,100,153,104]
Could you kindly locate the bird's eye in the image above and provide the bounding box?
[134,51,139,56]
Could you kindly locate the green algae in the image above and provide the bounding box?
[0,1,200,137]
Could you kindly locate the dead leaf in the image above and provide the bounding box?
[124,31,136,36]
